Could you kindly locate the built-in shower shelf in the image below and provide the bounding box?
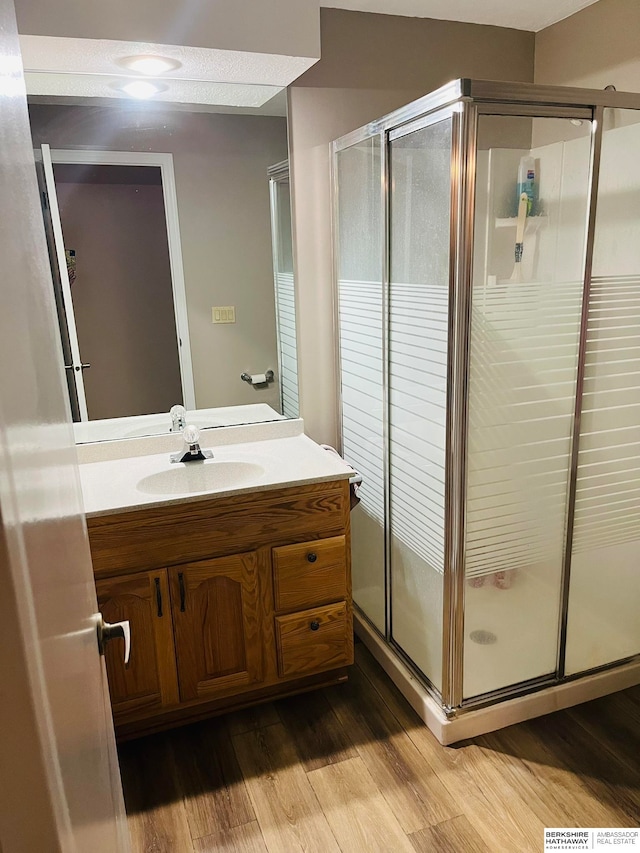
[495,215,547,229]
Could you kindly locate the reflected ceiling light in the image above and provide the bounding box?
[121,80,167,99]
[119,55,181,75]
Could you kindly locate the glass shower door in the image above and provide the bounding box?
[565,108,640,674]
[388,115,453,692]
[335,135,386,633]
[463,115,592,699]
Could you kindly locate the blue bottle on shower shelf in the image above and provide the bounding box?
[516,155,536,216]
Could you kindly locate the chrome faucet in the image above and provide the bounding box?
[170,424,213,463]
[169,404,186,432]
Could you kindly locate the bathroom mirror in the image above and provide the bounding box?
[28,95,299,443]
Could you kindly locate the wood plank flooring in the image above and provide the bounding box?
[119,644,640,853]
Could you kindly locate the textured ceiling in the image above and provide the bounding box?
[322,0,600,32]
[19,35,315,112]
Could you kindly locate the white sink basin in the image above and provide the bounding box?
[136,460,265,496]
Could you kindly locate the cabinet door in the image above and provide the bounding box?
[169,552,264,702]
[96,569,179,720]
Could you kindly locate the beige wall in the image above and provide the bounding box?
[15,0,320,57]
[289,8,535,446]
[535,0,640,90]
[30,105,288,413]
[56,179,182,419]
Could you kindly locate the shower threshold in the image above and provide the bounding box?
[354,611,640,745]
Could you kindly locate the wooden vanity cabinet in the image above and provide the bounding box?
[88,479,352,738]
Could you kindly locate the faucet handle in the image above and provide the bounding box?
[170,423,213,463]
[183,424,200,446]
[170,404,186,432]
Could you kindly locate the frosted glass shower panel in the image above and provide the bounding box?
[388,117,452,691]
[336,136,386,632]
[463,116,591,699]
[566,109,640,674]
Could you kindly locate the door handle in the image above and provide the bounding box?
[64,363,91,371]
[97,614,131,665]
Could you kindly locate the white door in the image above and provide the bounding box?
[0,2,130,851]
[40,142,90,420]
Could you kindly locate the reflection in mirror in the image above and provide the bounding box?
[268,160,299,418]
[28,99,298,441]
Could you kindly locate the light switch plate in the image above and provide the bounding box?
[212,306,236,324]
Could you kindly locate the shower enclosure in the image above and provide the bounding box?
[332,79,640,739]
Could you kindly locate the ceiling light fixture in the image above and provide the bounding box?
[121,80,167,99]
[119,55,181,76]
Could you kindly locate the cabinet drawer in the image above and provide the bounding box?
[273,535,347,612]
[275,601,352,679]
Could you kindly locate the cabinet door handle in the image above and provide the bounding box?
[178,572,186,612]
[310,620,320,631]
[307,552,317,563]
[155,577,162,617]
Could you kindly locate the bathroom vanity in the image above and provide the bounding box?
[79,420,354,739]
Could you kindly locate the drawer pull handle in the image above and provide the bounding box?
[307,552,318,563]
[310,620,320,631]
[178,572,186,612]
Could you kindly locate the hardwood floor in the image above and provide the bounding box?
[119,644,640,853]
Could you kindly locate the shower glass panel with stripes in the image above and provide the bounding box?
[335,135,385,633]
[463,115,591,699]
[333,80,640,731]
[389,116,453,693]
[565,108,640,676]
[269,161,299,418]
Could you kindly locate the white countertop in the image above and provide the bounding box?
[73,403,285,444]
[78,420,353,517]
